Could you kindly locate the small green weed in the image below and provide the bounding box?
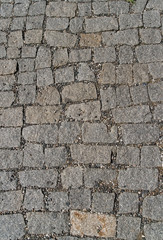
[126,0,136,4]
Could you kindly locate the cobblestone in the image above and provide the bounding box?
[0,0,162,238]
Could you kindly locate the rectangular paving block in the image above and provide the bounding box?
[0,128,21,148]
[70,211,116,237]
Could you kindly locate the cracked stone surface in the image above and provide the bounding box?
[0,0,162,240]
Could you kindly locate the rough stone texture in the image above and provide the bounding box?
[0,214,25,240]
[92,192,115,213]
[144,222,163,240]
[0,190,23,212]
[70,211,116,237]
[119,192,139,213]
[118,168,158,190]
[62,83,97,103]
[121,124,159,144]
[0,0,162,238]
[61,167,83,189]
[82,123,117,143]
[117,216,141,240]
[141,146,161,167]
[19,169,58,188]
[70,144,112,164]
[27,212,69,234]
[23,189,44,211]
[143,195,163,220]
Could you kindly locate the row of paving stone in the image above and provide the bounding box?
[0,0,163,240]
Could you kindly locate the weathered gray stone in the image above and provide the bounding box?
[59,121,81,144]
[77,63,95,82]
[0,128,21,148]
[119,192,139,213]
[36,46,51,69]
[92,1,109,15]
[122,124,159,144]
[53,48,68,67]
[26,15,44,30]
[141,146,161,167]
[46,192,69,211]
[45,31,77,47]
[18,85,36,104]
[119,14,142,29]
[70,211,116,238]
[22,125,58,144]
[11,17,25,30]
[69,49,91,62]
[133,63,149,83]
[0,31,7,43]
[94,47,116,63]
[0,214,25,240]
[116,146,140,166]
[7,47,20,59]
[0,190,23,212]
[62,82,97,103]
[18,59,35,72]
[92,192,115,212]
[117,216,141,240]
[80,33,101,47]
[70,17,83,33]
[28,1,46,15]
[0,59,17,75]
[112,105,152,123]
[82,123,117,143]
[36,86,60,106]
[99,63,115,84]
[55,66,74,83]
[0,107,23,127]
[143,10,161,27]
[0,171,17,190]
[102,29,139,46]
[61,167,83,189]
[0,3,13,17]
[46,2,76,17]
[46,17,69,30]
[0,150,22,170]
[84,168,117,188]
[136,45,163,63]
[24,189,44,211]
[109,1,129,15]
[144,222,163,240]
[18,72,36,85]
[66,101,101,121]
[22,46,36,58]
[25,30,42,44]
[130,85,149,104]
[116,64,132,85]
[14,1,29,16]
[37,68,53,87]
[70,188,91,209]
[0,75,15,91]
[116,85,131,107]
[118,168,158,190]
[140,28,161,44]
[148,62,163,79]
[143,195,163,220]
[119,45,133,64]
[148,82,163,102]
[132,0,148,13]
[19,169,58,188]
[26,105,61,124]
[100,87,116,110]
[23,143,44,168]
[27,212,69,234]
[154,104,163,121]
[71,144,112,164]
[85,17,118,32]
[78,3,91,16]
[0,91,15,107]
[147,0,163,10]
[0,45,6,58]
[45,147,67,167]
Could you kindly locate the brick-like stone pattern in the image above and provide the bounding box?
[0,0,162,239]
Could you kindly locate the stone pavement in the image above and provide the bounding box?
[0,0,162,239]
